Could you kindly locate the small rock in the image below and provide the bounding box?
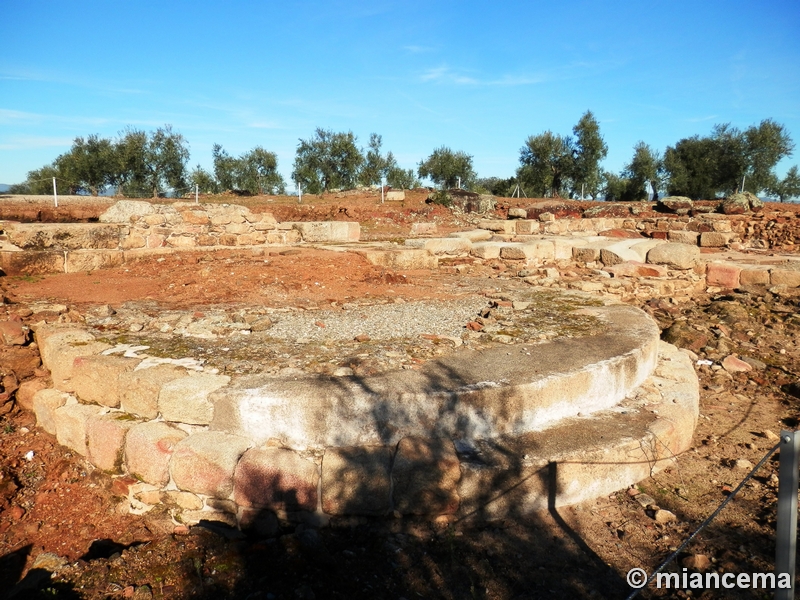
[635,493,658,509]
[733,458,754,470]
[721,355,752,373]
[761,430,780,442]
[682,554,712,570]
[653,509,677,524]
[173,525,190,535]
[332,367,354,377]
[31,552,67,571]
[133,585,153,600]
[354,334,371,342]
[0,320,28,346]
[7,505,25,519]
[466,321,484,332]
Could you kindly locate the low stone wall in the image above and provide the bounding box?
[0,200,359,274]
[24,301,699,527]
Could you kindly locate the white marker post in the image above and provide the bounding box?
[297,181,302,204]
[195,184,199,204]
[52,177,58,208]
[381,177,385,204]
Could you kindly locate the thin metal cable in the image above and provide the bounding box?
[625,441,781,600]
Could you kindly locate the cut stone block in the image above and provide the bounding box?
[32,388,73,434]
[646,243,700,270]
[478,220,515,234]
[738,268,771,286]
[125,422,188,487]
[87,412,140,472]
[70,355,139,408]
[34,326,111,392]
[120,364,187,419]
[16,377,50,412]
[0,250,65,276]
[706,263,742,289]
[470,242,504,259]
[64,250,124,273]
[234,447,319,512]
[357,249,437,270]
[158,373,230,425]
[54,403,104,456]
[410,222,438,236]
[770,269,800,287]
[699,232,733,247]
[392,437,461,515]
[404,238,471,255]
[450,230,493,242]
[667,230,700,245]
[322,446,392,516]
[170,431,253,499]
[515,220,540,235]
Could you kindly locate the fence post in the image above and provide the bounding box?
[775,429,799,600]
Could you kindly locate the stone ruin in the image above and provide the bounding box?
[4,196,800,529]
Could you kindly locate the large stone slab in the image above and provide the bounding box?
[53,403,104,456]
[357,249,437,270]
[87,412,140,472]
[70,355,139,408]
[3,223,123,250]
[125,422,188,486]
[170,432,253,499]
[457,341,698,515]
[404,238,472,255]
[0,250,65,275]
[289,222,360,243]
[392,437,461,515]
[233,447,319,512]
[646,243,700,270]
[120,364,187,419]
[35,326,111,392]
[158,373,230,425]
[32,389,74,434]
[210,304,659,450]
[322,446,392,515]
[64,249,125,273]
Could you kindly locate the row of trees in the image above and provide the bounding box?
[510,115,799,201]
[10,118,800,200]
[12,126,191,197]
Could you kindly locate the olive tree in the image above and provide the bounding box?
[417,146,475,189]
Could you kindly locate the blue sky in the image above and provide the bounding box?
[1,0,799,189]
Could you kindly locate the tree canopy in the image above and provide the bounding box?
[292,129,364,194]
[213,144,285,195]
[516,111,608,199]
[417,147,476,189]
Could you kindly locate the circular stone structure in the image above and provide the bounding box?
[30,291,699,525]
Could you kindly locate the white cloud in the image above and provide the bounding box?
[419,65,542,87]
[0,135,73,150]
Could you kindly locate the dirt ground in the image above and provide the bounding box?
[0,193,798,599]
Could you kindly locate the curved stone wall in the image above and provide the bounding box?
[27,300,698,527]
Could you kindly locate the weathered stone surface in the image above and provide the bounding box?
[386,190,405,202]
[125,422,188,486]
[64,249,125,273]
[739,268,771,286]
[722,355,752,373]
[70,355,138,408]
[470,242,504,259]
[410,222,437,236]
[54,403,103,456]
[770,268,800,287]
[514,220,540,235]
[706,263,742,289]
[478,220,515,234]
[525,201,582,220]
[233,447,319,511]
[720,192,762,215]
[583,204,632,219]
[507,207,527,219]
[170,432,253,499]
[87,412,140,472]
[358,249,437,269]
[35,326,111,392]
[657,196,693,213]
[5,223,122,250]
[32,388,73,434]
[0,250,65,276]
[392,437,461,515]
[322,446,392,515]
[605,262,668,278]
[646,243,700,270]
[499,242,554,261]
[16,377,50,412]
[700,232,733,247]
[449,229,492,242]
[667,230,699,245]
[404,238,471,255]
[0,320,28,346]
[119,365,187,419]
[99,200,156,223]
[158,373,230,425]
[289,221,360,243]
